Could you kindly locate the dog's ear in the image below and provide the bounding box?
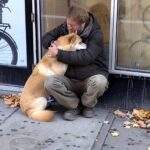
[70,35,77,44]
[68,33,76,37]
[67,33,76,43]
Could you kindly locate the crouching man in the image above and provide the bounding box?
[42,6,109,121]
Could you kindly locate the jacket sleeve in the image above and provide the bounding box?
[42,23,66,49]
[57,32,104,66]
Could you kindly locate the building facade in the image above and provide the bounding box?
[0,0,150,90]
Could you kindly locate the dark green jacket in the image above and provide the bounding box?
[42,13,109,80]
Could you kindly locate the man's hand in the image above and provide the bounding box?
[48,41,58,57]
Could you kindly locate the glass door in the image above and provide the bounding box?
[110,0,150,77]
[37,0,111,58]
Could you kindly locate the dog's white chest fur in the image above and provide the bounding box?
[38,64,55,76]
[38,63,67,76]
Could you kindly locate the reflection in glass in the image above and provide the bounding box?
[116,0,150,72]
[40,0,111,54]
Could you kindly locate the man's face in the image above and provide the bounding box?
[66,18,85,33]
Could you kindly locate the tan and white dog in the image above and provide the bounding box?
[20,33,86,122]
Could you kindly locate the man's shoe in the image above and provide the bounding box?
[82,107,94,118]
[64,108,80,121]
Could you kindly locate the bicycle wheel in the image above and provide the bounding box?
[0,30,18,65]
[143,4,150,32]
[129,40,150,69]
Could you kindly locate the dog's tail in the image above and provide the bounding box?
[27,109,54,122]
[20,96,55,122]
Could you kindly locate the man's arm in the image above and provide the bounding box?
[57,32,104,66]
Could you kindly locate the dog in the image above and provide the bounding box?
[20,33,86,122]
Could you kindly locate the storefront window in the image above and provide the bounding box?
[40,0,111,52]
[116,0,150,72]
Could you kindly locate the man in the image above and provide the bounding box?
[42,6,109,121]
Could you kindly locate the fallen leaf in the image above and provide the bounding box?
[124,125,131,129]
[126,111,133,119]
[123,121,132,126]
[132,123,140,128]
[134,120,147,128]
[2,94,20,108]
[132,109,150,119]
[111,131,119,137]
[114,110,126,118]
[147,124,150,129]
[146,119,150,124]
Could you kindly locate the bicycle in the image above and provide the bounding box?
[0,0,18,65]
[117,0,150,70]
[143,4,150,32]
[128,37,150,70]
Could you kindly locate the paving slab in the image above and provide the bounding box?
[101,116,150,150]
[0,101,109,150]
[0,101,18,125]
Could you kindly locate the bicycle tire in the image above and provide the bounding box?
[0,29,18,65]
[143,4,150,32]
[128,40,150,69]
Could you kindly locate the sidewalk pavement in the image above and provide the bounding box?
[0,90,150,150]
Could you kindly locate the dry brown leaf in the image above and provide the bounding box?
[145,119,150,124]
[3,94,20,108]
[114,108,150,129]
[114,109,126,118]
[132,109,150,119]
[134,120,147,128]
[123,120,140,128]
[4,99,13,105]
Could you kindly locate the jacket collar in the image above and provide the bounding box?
[78,14,93,39]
